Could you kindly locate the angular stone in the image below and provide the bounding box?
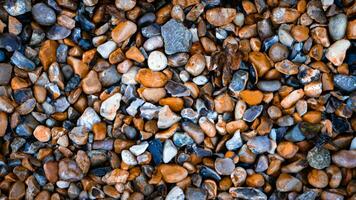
[100,93,122,121]
[206,8,236,26]
[0,63,13,85]
[77,107,101,130]
[325,39,351,66]
[161,19,192,55]
[157,105,181,129]
[11,51,35,71]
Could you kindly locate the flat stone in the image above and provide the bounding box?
[247,136,271,154]
[226,130,243,150]
[243,105,263,122]
[161,19,192,55]
[206,8,236,26]
[332,150,356,168]
[100,93,122,121]
[102,169,129,184]
[215,158,235,175]
[47,25,71,40]
[229,187,267,200]
[112,20,137,44]
[160,164,188,183]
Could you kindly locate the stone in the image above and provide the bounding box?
[102,169,129,184]
[143,36,163,51]
[47,25,71,40]
[100,93,122,121]
[229,187,267,200]
[0,63,13,85]
[333,74,356,92]
[77,107,101,130]
[248,52,272,77]
[32,3,56,26]
[186,187,207,200]
[136,69,168,88]
[240,90,263,106]
[276,174,302,192]
[159,164,188,183]
[165,81,190,97]
[4,0,31,16]
[112,20,137,44]
[97,41,117,59]
[69,126,88,145]
[307,0,327,24]
[229,70,249,92]
[268,43,289,62]
[121,150,137,165]
[257,80,281,92]
[157,105,181,129]
[82,70,102,94]
[307,169,329,188]
[215,158,235,175]
[247,136,271,154]
[9,181,25,200]
[278,28,294,47]
[271,8,300,24]
[206,8,236,26]
[325,39,351,66]
[243,105,263,122]
[214,93,234,113]
[115,0,136,11]
[33,125,51,142]
[43,161,58,183]
[11,51,35,71]
[166,186,185,200]
[281,89,304,109]
[226,130,243,150]
[163,139,178,163]
[347,19,356,39]
[332,150,356,168]
[185,53,206,76]
[148,51,167,71]
[39,40,58,70]
[329,14,347,40]
[161,19,192,55]
[275,60,299,75]
[8,16,22,35]
[129,142,149,156]
[58,158,84,182]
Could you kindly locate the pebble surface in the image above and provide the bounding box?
[0,0,355,199]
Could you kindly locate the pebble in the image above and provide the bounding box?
[185,53,206,76]
[161,19,192,55]
[112,20,137,44]
[243,105,263,122]
[166,186,185,200]
[157,105,181,129]
[186,187,207,200]
[97,41,117,59]
[82,70,102,94]
[247,136,271,154]
[307,0,327,24]
[121,150,137,165]
[229,187,267,200]
[307,169,329,188]
[159,164,188,183]
[333,74,356,92]
[143,36,163,51]
[272,8,300,24]
[58,158,84,182]
[100,93,122,121]
[240,90,263,106]
[226,131,243,150]
[278,28,294,47]
[0,63,13,85]
[206,8,236,27]
[163,139,178,163]
[215,158,235,175]
[10,51,35,71]
[276,174,302,192]
[248,52,272,77]
[307,146,331,169]
[9,181,26,200]
[229,70,249,92]
[46,25,71,40]
[148,51,167,71]
[332,150,356,168]
[268,43,289,62]
[115,0,136,11]
[281,89,304,109]
[325,39,351,66]
[33,125,51,142]
[77,107,101,130]
[214,93,234,113]
[4,0,31,16]
[136,69,168,88]
[257,80,281,92]
[329,14,347,40]
[32,3,56,26]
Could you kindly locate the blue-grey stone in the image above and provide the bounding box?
[4,0,31,16]
[243,105,263,122]
[173,132,194,147]
[148,139,163,165]
[10,51,35,71]
[285,124,305,142]
[257,80,281,92]
[32,3,56,26]
[0,33,21,52]
[47,25,71,40]
[161,19,192,55]
[333,74,356,92]
[229,70,248,92]
[57,44,68,63]
[229,187,267,200]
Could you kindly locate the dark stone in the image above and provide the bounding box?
[0,63,13,85]
[199,166,221,181]
[76,14,95,31]
[138,12,156,27]
[307,0,327,24]
[186,187,207,200]
[257,80,281,92]
[0,33,21,52]
[0,50,6,62]
[285,124,305,142]
[47,25,71,40]
[307,147,331,169]
[161,19,192,55]
[56,44,68,63]
[13,88,33,104]
[333,74,356,92]
[229,187,267,200]
[65,75,81,92]
[165,81,190,97]
[141,24,161,38]
[32,3,56,26]
[148,139,163,165]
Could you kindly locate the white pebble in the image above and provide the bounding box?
[148,51,167,71]
[97,40,117,59]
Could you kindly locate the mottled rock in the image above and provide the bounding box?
[100,93,122,121]
[32,3,56,26]
[161,19,192,55]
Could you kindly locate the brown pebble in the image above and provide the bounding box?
[111,20,137,44]
[277,141,299,159]
[206,8,236,27]
[82,70,102,94]
[135,69,168,88]
[240,90,263,106]
[214,93,235,113]
[33,125,51,142]
[308,169,329,188]
[159,164,188,183]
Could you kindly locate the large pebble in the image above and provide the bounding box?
[206,8,236,26]
[333,74,356,92]
[10,51,35,71]
[215,158,235,175]
[161,19,192,55]
[32,3,56,26]
[136,69,168,88]
[166,186,185,200]
[112,20,137,44]
[77,107,101,130]
[100,93,122,121]
[4,0,31,16]
[157,105,181,129]
[325,39,351,66]
[329,14,347,41]
[148,51,167,71]
[332,150,356,168]
[163,139,178,163]
[97,41,117,59]
[0,63,13,85]
[159,164,188,183]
